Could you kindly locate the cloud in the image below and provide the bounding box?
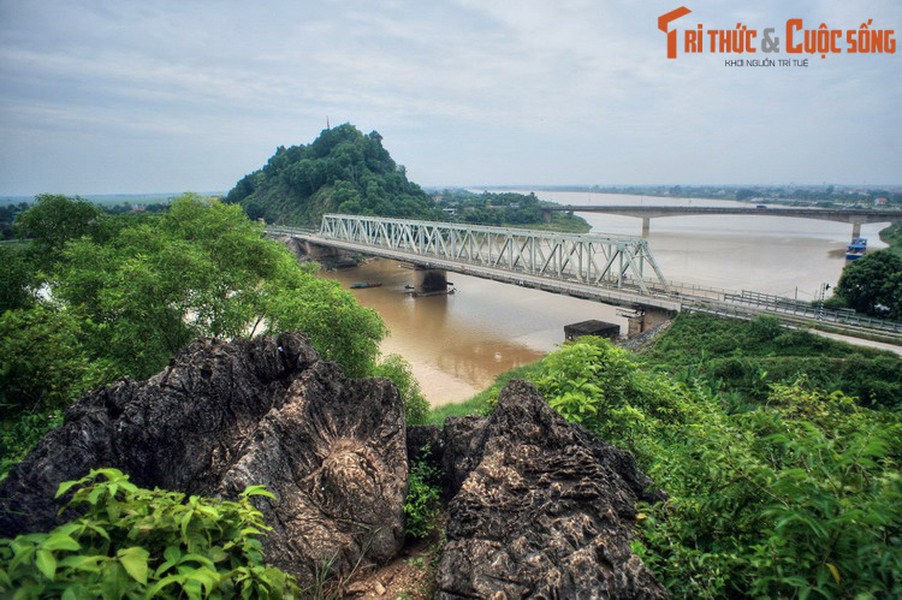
[0,0,899,194]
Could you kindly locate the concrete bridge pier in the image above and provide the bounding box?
[852,222,862,239]
[542,209,552,224]
[641,217,650,237]
[301,240,343,261]
[413,267,449,296]
[625,305,676,337]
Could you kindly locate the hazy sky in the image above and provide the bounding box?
[0,0,899,195]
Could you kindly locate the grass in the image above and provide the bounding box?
[878,221,902,255]
[426,361,545,424]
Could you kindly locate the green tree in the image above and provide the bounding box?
[835,250,902,319]
[259,258,385,378]
[0,244,37,312]
[373,354,429,425]
[49,193,386,381]
[14,194,106,259]
[0,304,114,417]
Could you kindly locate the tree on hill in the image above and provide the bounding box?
[226,124,445,227]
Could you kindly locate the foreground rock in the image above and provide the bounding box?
[0,333,407,586]
[435,380,669,599]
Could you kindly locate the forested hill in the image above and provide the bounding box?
[226,124,444,226]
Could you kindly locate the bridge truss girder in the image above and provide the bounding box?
[319,214,666,293]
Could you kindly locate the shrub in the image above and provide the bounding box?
[0,468,299,598]
[404,454,441,540]
[373,354,429,426]
[528,335,901,598]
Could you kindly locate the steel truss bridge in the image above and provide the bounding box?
[267,214,902,343]
[320,214,666,293]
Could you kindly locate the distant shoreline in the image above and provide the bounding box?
[0,192,225,206]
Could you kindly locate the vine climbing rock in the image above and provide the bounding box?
[436,379,669,599]
[0,333,408,587]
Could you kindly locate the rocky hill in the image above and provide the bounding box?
[226,124,445,227]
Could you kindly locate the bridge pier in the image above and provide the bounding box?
[542,209,552,224]
[641,217,650,237]
[852,222,862,239]
[413,267,449,296]
[625,305,675,337]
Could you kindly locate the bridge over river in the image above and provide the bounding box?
[267,214,902,342]
[541,205,902,237]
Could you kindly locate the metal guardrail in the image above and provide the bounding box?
[719,291,902,334]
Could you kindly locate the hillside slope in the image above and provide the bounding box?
[226,124,444,227]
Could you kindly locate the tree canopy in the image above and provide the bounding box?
[0,194,386,420]
[225,124,445,227]
[835,250,902,319]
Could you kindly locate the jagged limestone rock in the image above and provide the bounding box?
[435,380,669,599]
[0,333,407,586]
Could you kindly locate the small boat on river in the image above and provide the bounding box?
[349,281,383,289]
[845,237,867,260]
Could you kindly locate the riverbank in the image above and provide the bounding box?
[878,220,902,253]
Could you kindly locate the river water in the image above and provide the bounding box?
[324,192,891,406]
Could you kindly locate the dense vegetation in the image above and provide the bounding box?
[435,314,901,598]
[0,202,30,240]
[225,124,445,227]
[0,193,427,478]
[878,220,902,253]
[644,314,901,410]
[432,189,590,232]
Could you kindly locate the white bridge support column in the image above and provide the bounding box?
[641,217,650,237]
[851,222,862,239]
[413,267,448,295]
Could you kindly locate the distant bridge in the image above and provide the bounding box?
[267,214,902,342]
[542,205,902,236]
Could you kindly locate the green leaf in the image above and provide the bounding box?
[117,546,149,585]
[41,533,81,552]
[826,562,841,584]
[58,554,104,573]
[100,562,129,600]
[146,573,185,597]
[179,553,215,569]
[163,545,182,564]
[35,548,57,580]
[55,479,82,499]
[240,485,275,500]
[0,568,11,589]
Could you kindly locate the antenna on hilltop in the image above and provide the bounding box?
[326,116,331,129]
